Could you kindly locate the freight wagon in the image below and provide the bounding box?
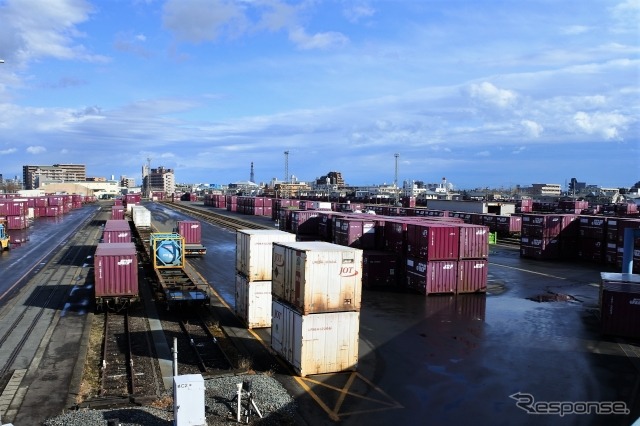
[94,241,139,311]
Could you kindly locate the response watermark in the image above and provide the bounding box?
[510,392,629,417]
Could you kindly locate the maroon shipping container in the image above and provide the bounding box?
[600,276,640,339]
[495,215,521,235]
[34,197,48,207]
[176,220,202,244]
[111,206,125,220]
[616,218,640,245]
[458,224,489,259]
[94,242,139,301]
[291,210,320,235]
[6,215,29,229]
[457,259,488,294]
[0,200,28,216]
[406,223,459,260]
[363,251,400,289]
[103,220,132,243]
[333,217,377,249]
[578,238,605,263]
[579,216,607,240]
[520,236,560,259]
[384,219,410,254]
[521,214,578,238]
[405,257,457,295]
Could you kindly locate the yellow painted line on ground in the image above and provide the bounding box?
[488,261,568,280]
[303,374,400,407]
[333,372,357,413]
[294,376,341,421]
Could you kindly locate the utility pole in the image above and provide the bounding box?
[394,153,399,206]
[145,157,152,198]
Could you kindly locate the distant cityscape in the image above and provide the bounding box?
[1,163,638,205]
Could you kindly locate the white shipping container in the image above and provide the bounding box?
[131,205,151,228]
[235,274,272,328]
[272,241,363,314]
[236,229,297,281]
[271,300,359,377]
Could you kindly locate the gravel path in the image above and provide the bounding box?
[44,373,298,426]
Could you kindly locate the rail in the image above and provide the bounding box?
[159,201,273,231]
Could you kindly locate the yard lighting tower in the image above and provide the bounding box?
[284,151,289,184]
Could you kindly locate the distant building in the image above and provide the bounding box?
[120,176,136,188]
[528,183,562,197]
[316,171,345,187]
[22,164,87,190]
[143,166,175,197]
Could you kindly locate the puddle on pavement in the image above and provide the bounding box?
[527,293,576,303]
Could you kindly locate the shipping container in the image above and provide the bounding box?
[406,223,460,260]
[405,257,457,295]
[94,242,139,302]
[0,200,28,216]
[235,274,272,328]
[362,250,400,289]
[103,219,132,243]
[272,241,363,314]
[520,236,561,259]
[495,215,522,235]
[176,220,203,245]
[236,229,297,281]
[132,205,151,228]
[457,224,489,259]
[6,215,29,230]
[333,217,377,249]
[291,210,321,235]
[600,275,640,339]
[457,259,488,294]
[271,300,359,376]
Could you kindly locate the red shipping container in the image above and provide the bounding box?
[520,236,561,259]
[333,217,377,249]
[363,251,399,289]
[578,238,605,263]
[94,242,139,300]
[579,216,607,240]
[600,278,640,339]
[177,220,202,244]
[495,215,521,235]
[384,219,409,254]
[103,220,132,243]
[0,200,27,216]
[291,210,320,235]
[111,206,125,220]
[405,256,457,295]
[406,223,459,260]
[457,259,488,294]
[6,215,29,229]
[458,224,489,259]
[616,218,640,245]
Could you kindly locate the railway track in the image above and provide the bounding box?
[159,201,272,231]
[100,310,133,396]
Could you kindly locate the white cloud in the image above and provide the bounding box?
[521,120,544,138]
[0,148,17,155]
[610,0,640,33]
[162,0,248,43]
[512,146,527,154]
[343,4,376,23]
[26,146,46,154]
[573,111,631,140]
[288,27,349,50]
[560,25,591,35]
[468,82,517,108]
[1,0,108,64]
[476,151,490,157]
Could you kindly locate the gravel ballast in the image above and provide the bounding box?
[44,373,299,426]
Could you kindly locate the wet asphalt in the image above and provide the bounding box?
[1,202,638,426]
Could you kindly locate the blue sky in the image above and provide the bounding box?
[0,0,638,190]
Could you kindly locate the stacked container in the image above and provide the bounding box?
[0,199,30,230]
[520,214,578,260]
[271,241,362,376]
[234,229,296,328]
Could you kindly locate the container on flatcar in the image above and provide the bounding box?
[94,242,139,306]
[151,233,185,268]
[103,219,132,243]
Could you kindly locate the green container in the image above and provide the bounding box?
[488,232,497,245]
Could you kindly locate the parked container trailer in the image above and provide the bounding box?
[94,242,139,308]
[405,257,457,295]
[235,273,272,328]
[176,220,207,256]
[236,229,297,281]
[271,300,359,376]
[272,241,363,314]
